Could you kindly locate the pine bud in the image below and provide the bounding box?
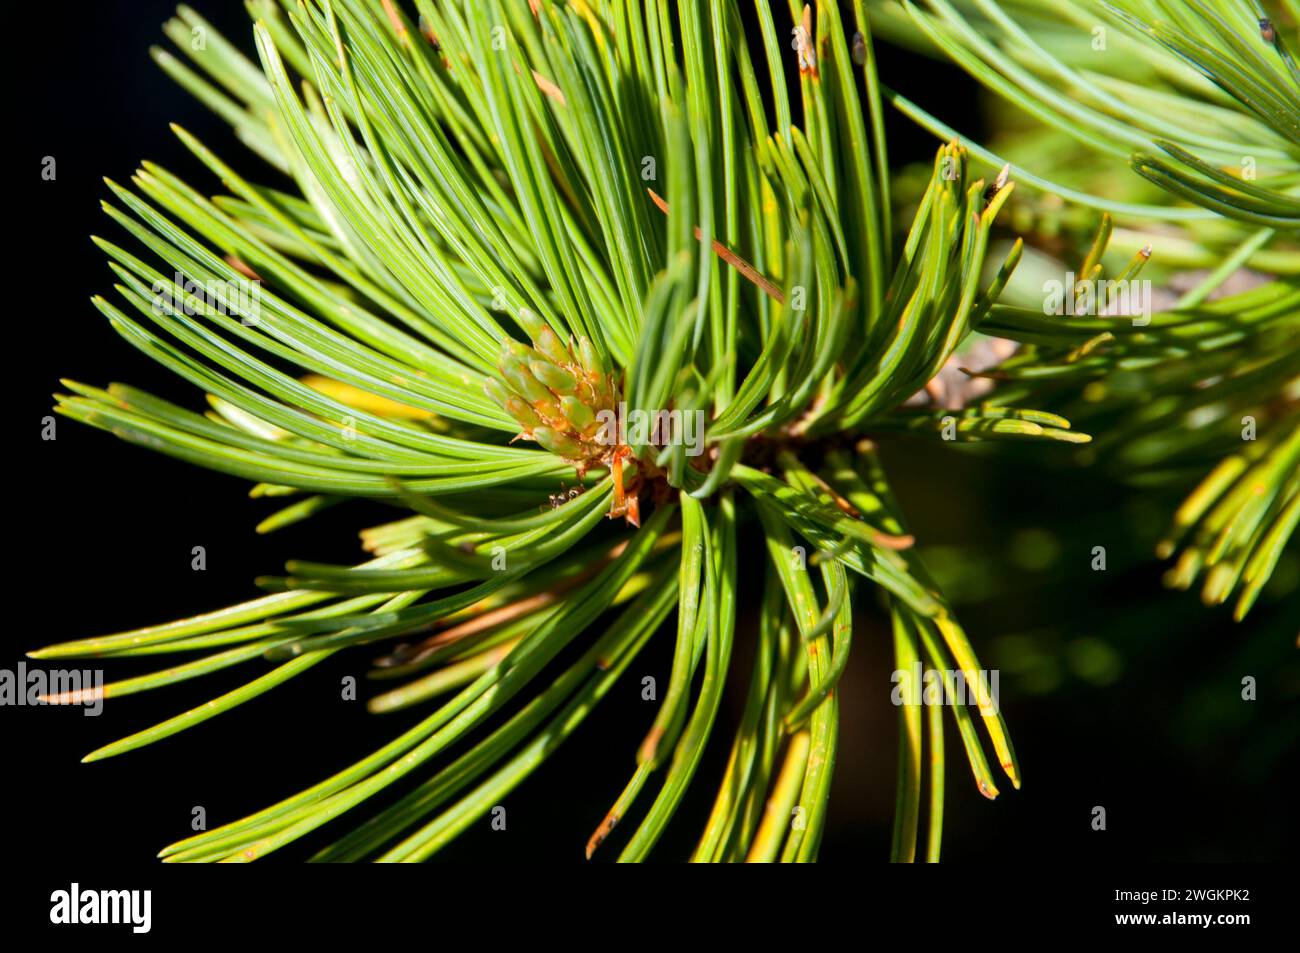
[514,307,546,342]
[533,325,572,366]
[500,355,560,418]
[561,395,597,433]
[483,377,513,407]
[504,396,543,431]
[529,358,579,395]
[577,335,605,375]
[532,426,583,457]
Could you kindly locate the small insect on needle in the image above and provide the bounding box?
[851,31,867,65]
[983,163,1011,205]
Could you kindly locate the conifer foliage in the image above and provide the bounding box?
[37,0,1296,861]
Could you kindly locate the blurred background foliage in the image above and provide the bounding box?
[863,0,1298,859]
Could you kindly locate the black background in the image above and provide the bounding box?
[11,0,1296,882]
